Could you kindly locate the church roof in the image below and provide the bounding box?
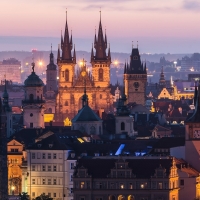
[72,105,101,122]
[24,71,44,87]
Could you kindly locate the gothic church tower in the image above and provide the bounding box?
[91,12,111,88]
[124,47,147,105]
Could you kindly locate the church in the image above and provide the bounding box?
[55,12,113,121]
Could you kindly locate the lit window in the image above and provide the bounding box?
[53,193,56,198]
[120,183,124,189]
[81,182,85,189]
[71,163,75,169]
[158,182,162,189]
[42,179,45,185]
[32,179,35,184]
[32,192,35,197]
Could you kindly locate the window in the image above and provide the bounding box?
[32,192,35,197]
[53,166,57,171]
[180,179,184,186]
[30,113,33,117]
[48,179,51,185]
[90,126,96,134]
[65,69,69,81]
[48,153,51,159]
[32,165,36,171]
[42,179,45,185]
[65,101,68,106]
[62,71,64,77]
[70,174,73,181]
[42,165,46,171]
[32,179,35,184]
[29,94,34,101]
[70,188,73,193]
[48,166,51,171]
[53,179,57,185]
[100,94,102,99]
[121,122,125,130]
[99,68,103,81]
[129,183,133,189]
[32,153,35,159]
[42,153,46,159]
[48,193,51,197]
[71,163,75,169]
[158,182,163,189]
[81,182,85,189]
[53,153,57,159]
[53,193,56,198]
[11,149,18,152]
[120,183,124,189]
[30,123,33,128]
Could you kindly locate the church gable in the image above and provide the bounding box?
[158,88,172,99]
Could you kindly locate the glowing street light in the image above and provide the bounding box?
[114,60,118,65]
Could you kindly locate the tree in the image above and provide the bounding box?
[33,193,53,200]
[19,192,29,200]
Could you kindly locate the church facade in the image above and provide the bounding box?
[56,13,113,121]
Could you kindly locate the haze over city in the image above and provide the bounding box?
[1,0,200,53]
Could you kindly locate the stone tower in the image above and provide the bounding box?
[46,46,57,96]
[91,12,111,88]
[185,83,200,172]
[124,47,147,105]
[22,62,45,128]
[0,98,8,200]
[57,11,76,88]
[159,66,166,88]
[2,80,13,137]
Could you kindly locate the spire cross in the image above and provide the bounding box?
[66,8,67,20]
[51,43,52,52]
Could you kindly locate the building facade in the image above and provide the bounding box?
[124,48,147,106]
[56,13,113,121]
[0,58,21,83]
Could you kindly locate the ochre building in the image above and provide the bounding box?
[56,14,113,121]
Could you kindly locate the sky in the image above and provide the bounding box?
[1,0,200,53]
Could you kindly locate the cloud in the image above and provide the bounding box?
[182,0,200,10]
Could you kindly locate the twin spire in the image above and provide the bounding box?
[57,11,76,64]
[91,12,111,62]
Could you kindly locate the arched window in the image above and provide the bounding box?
[100,94,102,99]
[71,95,75,104]
[99,68,103,81]
[90,126,96,134]
[65,69,69,81]
[121,122,125,130]
[29,94,34,101]
[65,101,68,106]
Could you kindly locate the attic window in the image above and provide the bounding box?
[133,56,138,60]
[49,144,53,148]
[38,144,42,148]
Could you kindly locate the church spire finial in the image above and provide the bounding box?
[100,7,101,22]
[51,43,52,53]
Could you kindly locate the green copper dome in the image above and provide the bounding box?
[24,72,44,87]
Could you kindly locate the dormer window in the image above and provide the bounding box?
[133,56,138,60]
[38,144,42,148]
[49,144,53,148]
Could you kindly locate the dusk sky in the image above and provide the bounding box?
[1,0,200,53]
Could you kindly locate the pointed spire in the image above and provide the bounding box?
[62,10,73,61]
[73,44,76,64]
[144,62,147,73]
[91,43,94,62]
[50,44,54,64]
[2,79,9,107]
[105,28,107,48]
[70,30,73,47]
[93,10,107,60]
[61,30,64,50]
[57,44,60,63]
[124,61,127,74]
[108,43,111,60]
[94,28,97,48]
[194,83,198,106]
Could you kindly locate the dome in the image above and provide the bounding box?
[24,72,44,87]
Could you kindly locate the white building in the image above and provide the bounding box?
[22,62,45,128]
[26,132,76,200]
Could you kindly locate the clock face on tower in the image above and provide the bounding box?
[134,82,139,88]
[193,130,200,138]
